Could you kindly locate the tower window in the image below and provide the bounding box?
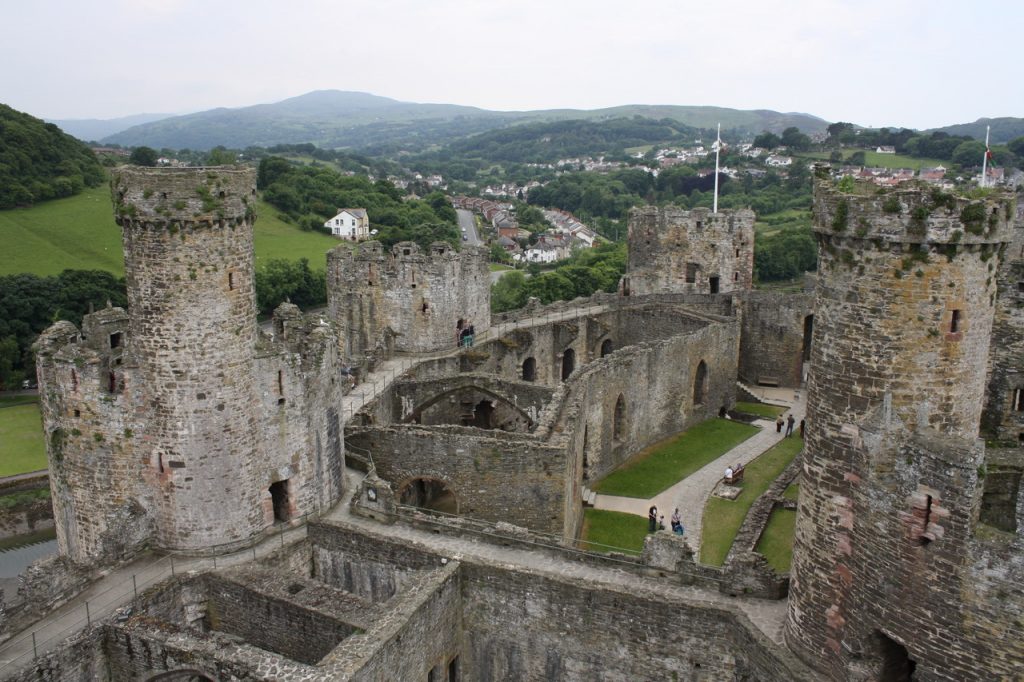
[1014,388,1024,412]
[109,332,122,349]
[228,272,235,290]
[950,309,961,334]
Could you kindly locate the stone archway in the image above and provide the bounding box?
[561,348,576,381]
[693,360,708,406]
[398,477,458,514]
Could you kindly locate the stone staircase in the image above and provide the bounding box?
[735,380,791,407]
[581,485,597,507]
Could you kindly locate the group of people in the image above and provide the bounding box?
[456,318,476,348]
[775,413,805,438]
[648,505,685,536]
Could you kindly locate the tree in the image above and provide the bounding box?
[781,127,812,152]
[129,146,158,167]
[1008,136,1024,159]
[848,151,866,166]
[951,140,986,168]
[206,146,237,165]
[753,132,781,150]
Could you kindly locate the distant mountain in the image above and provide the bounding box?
[101,90,830,151]
[48,113,174,142]
[926,117,1024,144]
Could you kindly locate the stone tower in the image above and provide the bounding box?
[786,178,1023,680]
[113,166,264,552]
[624,205,754,296]
[327,240,490,364]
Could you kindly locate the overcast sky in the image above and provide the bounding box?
[3,0,1019,129]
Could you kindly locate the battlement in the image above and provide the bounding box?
[629,205,756,235]
[332,239,483,270]
[813,178,1015,246]
[110,166,257,226]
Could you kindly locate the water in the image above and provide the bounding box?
[0,529,58,595]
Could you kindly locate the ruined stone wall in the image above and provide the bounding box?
[738,290,815,387]
[983,202,1024,440]
[254,304,346,521]
[625,205,755,295]
[33,317,151,562]
[787,179,1021,680]
[460,562,806,681]
[346,425,569,534]
[327,240,490,361]
[112,166,264,552]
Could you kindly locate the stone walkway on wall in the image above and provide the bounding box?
[594,387,806,555]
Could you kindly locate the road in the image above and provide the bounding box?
[456,209,482,246]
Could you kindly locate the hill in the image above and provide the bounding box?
[102,90,829,152]
[0,104,106,208]
[0,186,340,277]
[926,117,1024,144]
[47,112,174,142]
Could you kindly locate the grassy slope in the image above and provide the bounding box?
[0,187,340,276]
[797,150,947,171]
[755,508,797,572]
[580,508,649,555]
[734,401,786,419]
[0,402,47,476]
[593,419,758,498]
[700,436,803,566]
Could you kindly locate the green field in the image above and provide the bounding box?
[0,401,47,477]
[700,436,803,566]
[593,419,759,499]
[797,150,947,171]
[580,508,648,555]
[0,187,341,277]
[734,401,786,419]
[755,508,797,573]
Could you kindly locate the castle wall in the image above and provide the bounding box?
[983,202,1024,440]
[626,205,755,295]
[738,290,815,387]
[327,240,490,362]
[786,179,1021,681]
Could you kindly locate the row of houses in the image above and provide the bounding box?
[542,209,598,247]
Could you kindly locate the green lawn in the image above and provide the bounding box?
[593,419,759,498]
[755,508,796,573]
[0,187,340,276]
[734,401,786,419]
[699,436,803,566]
[580,508,648,555]
[783,482,800,501]
[488,263,513,272]
[0,402,48,476]
[797,150,947,171]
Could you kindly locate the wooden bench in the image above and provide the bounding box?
[724,467,745,485]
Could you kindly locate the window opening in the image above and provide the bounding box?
[600,339,613,357]
[950,309,961,333]
[448,656,459,681]
[685,262,699,284]
[1014,388,1024,412]
[693,360,708,405]
[269,480,290,522]
[613,395,625,441]
[109,332,122,349]
[108,371,118,393]
[709,276,720,294]
[277,369,284,395]
[919,494,933,546]
[228,272,235,290]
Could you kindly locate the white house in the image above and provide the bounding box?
[876,146,896,154]
[324,208,370,241]
[765,155,793,167]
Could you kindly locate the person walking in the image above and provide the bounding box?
[786,414,795,437]
[776,415,784,433]
[648,505,658,533]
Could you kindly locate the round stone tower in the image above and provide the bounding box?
[786,177,1016,678]
[111,166,263,552]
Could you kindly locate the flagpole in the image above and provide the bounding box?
[981,125,990,187]
[713,123,721,213]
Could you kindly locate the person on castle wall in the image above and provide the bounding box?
[786,414,795,437]
[776,416,784,433]
[467,320,476,347]
[658,514,666,531]
[460,322,471,348]
[648,505,658,533]
[799,418,806,438]
[456,318,464,348]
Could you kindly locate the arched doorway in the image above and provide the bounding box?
[522,356,536,381]
[600,339,613,357]
[399,478,458,514]
[693,360,708,405]
[561,348,575,381]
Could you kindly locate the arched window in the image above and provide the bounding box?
[613,394,626,441]
[693,360,708,405]
[522,357,536,382]
[561,348,575,381]
[600,339,613,357]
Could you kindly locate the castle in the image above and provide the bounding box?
[5,167,1021,680]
